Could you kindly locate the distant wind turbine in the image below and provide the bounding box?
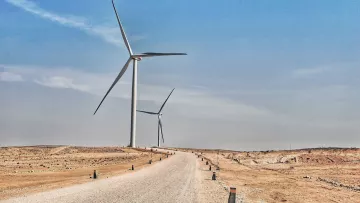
[137,88,175,147]
[93,0,186,148]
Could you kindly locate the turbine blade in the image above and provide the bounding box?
[158,88,175,113]
[112,0,132,55]
[93,57,132,115]
[133,53,187,58]
[137,110,158,115]
[159,118,164,143]
[142,52,187,56]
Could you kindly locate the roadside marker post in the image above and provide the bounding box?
[93,170,97,179]
[209,165,212,171]
[228,187,236,203]
[212,172,216,180]
[132,165,134,170]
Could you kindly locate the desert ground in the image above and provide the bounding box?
[182,147,360,203]
[1,146,359,202]
[0,145,166,200]
[1,148,227,203]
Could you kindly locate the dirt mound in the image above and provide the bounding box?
[49,146,125,155]
[0,146,55,157]
[74,146,125,153]
[282,156,297,164]
[298,154,349,164]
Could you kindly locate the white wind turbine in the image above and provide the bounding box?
[137,88,175,148]
[93,0,186,148]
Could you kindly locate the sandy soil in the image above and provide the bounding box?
[2,146,359,202]
[2,151,227,203]
[178,148,360,203]
[0,146,165,200]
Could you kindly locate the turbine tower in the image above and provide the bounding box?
[137,88,175,147]
[93,1,186,148]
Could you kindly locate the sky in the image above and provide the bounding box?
[1,0,359,150]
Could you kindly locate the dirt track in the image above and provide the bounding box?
[3,146,358,202]
[1,151,228,203]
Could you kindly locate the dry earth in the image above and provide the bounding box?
[177,148,360,203]
[0,145,165,200]
[1,148,228,203]
[2,146,359,203]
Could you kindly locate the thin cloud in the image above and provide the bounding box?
[0,72,24,82]
[5,0,123,46]
[292,66,330,78]
[35,76,90,92]
[4,64,271,118]
[129,35,147,42]
[3,64,133,99]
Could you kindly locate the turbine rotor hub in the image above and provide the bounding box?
[131,56,142,61]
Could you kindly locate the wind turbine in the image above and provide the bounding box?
[93,0,186,148]
[137,88,175,148]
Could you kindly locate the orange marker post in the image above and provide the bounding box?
[228,187,236,203]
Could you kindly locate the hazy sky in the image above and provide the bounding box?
[1,0,359,150]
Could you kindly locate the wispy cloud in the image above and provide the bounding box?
[5,0,123,46]
[3,64,271,119]
[2,64,132,97]
[0,72,24,82]
[292,66,331,78]
[0,66,23,82]
[35,76,89,92]
[129,35,147,42]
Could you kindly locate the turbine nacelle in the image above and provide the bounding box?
[131,56,142,61]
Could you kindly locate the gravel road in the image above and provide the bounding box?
[2,151,207,203]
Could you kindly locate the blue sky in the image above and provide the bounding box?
[1,0,359,150]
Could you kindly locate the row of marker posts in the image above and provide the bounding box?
[128,149,175,169]
[93,148,175,180]
[149,148,175,164]
[196,152,236,203]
